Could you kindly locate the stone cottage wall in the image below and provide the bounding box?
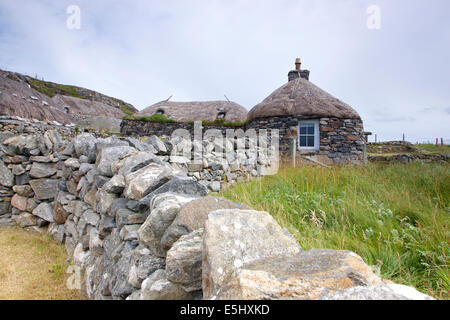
[120,119,244,137]
[0,128,434,300]
[246,116,366,165]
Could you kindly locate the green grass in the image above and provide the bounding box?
[29,79,83,99]
[415,144,450,155]
[221,162,450,299]
[123,114,175,123]
[200,119,246,127]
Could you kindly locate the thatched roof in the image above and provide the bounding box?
[137,100,248,122]
[247,77,361,122]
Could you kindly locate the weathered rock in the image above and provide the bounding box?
[116,208,145,229]
[146,136,167,154]
[15,172,30,185]
[128,246,165,288]
[26,198,38,213]
[209,181,221,192]
[73,133,96,158]
[32,202,55,222]
[120,224,140,241]
[84,209,100,227]
[138,176,207,211]
[98,214,116,239]
[124,163,174,201]
[73,243,91,270]
[0,201,11,216]
[54,202,70,223]
[140,269,194,300]
[166,229,203,292]
[29,162,56,178]
[89,228,104,257]
[161,196,249,250]
[16,212,38,227]
[65,200,90,217]
[111,151,160,176]
[47,223,66,243]
[214,249,385,300]
[138,193,196,257]
[64,219,78,240]
[96,146,136,177]
[95,189,118,215]
[64,158,81,170]
[12,185,33,197]
[0,160,14,187]
[29,155,52,163]
[11,164,25,175]
[321,284,435,300]
[103,174,125,194]
[29,179,59,200]
[11,194,28,211]
[202,209,302,299]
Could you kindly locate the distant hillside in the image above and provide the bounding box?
[0,69,137,127]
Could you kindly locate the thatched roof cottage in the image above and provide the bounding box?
[246,58,366,165]
[136,100,248,123]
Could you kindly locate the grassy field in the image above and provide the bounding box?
[221,162,450,299]
[0,227,84,300]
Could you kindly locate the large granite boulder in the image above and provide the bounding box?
[202,209,302,299]
[161,196,249,251]
[213,249,385,300]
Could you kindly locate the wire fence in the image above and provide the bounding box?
[369,134,449,145]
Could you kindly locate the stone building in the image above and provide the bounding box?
[136,99,248,123]
[246,59,366,165]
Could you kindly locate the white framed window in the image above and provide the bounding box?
[298,120,320,150]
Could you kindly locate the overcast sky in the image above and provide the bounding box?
[0,0,449,143]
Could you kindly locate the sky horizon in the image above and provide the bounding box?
[0,0,449,143]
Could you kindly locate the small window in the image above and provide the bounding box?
[298,120,319,150]
[217,112,226,119]
[155,109,164,115]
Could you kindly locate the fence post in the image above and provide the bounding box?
[436,138,438,146]
[292,138,296,167]
[441,138,444,146]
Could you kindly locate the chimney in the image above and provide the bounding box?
[288,58,310,82]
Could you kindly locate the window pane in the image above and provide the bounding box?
[307,125,314,135]
[307,136,315,147]
[299,126,307,134]
[299,136,307,146]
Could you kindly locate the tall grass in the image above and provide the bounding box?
[221,162,450,299]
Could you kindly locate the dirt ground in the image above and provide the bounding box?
[0,226,84,300]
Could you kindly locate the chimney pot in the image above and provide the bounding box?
[295,58,301,71]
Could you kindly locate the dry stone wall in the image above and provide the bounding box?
[0,128,434,300]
